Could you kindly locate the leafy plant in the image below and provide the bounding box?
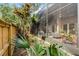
[15,35,69,56]
[66,33,73,42]
[14,4,32,36]
[15,33,30,49]
[48,44,62,56]
[60,31,74,42]
[15,33,46,56]
[29,42,46,56]
[0,4,19,25]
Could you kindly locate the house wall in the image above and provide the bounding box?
[47,3,77,34]
[62,16,77,33]
[39,3,77,35]
[47,16,77,34]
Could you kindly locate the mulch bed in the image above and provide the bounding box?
[13,48,27,56]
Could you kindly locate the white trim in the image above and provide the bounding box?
[48,3,72,16]
[67,24,69,34]
[40,3,72,20]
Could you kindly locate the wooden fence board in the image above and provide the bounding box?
[0,27,3,51]
[0,20,17,56]
[3,49,8,56]
[0,44,9,55]
[3,27,9,48]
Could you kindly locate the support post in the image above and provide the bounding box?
[8,25,12,56]
[67,24,69,34]
[56,17,60,33]
[77,3,79,47]
[46,4,49,38]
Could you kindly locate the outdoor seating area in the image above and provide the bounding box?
[0,3,79,56]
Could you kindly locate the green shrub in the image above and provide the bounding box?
[15,34,30,49]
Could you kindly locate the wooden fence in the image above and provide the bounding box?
[0,20,17,56]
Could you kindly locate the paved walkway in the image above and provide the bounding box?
[47,37,79,56]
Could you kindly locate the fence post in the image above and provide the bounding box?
[8,25,12,56]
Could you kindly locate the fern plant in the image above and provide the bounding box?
[15,33,30,49]
[28,42,46,56]
[48,44,63,56]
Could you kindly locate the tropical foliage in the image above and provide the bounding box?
[29,42,46,56]
[15,33,30,49]
[60,31,76,43]
[15,33,69,56]
[48,44,63,56]
[0,4,19,25]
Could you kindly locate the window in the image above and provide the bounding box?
[69,24,75,34]
[63,24,67,33]
[52,25,55,32]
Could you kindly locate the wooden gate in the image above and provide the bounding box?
[0,20,17,56]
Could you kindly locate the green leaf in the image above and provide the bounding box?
[16,38,29,49]
[29,42,45,56]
